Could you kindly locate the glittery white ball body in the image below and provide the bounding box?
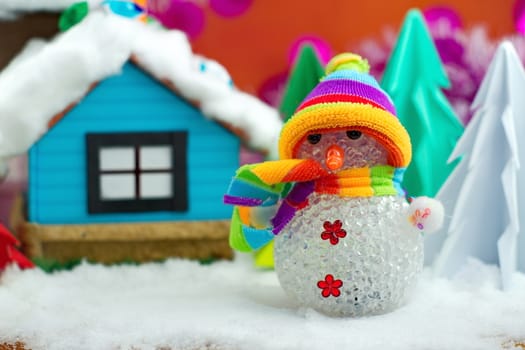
[274,194,423,317]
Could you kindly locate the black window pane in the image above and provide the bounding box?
[86,131,188,214]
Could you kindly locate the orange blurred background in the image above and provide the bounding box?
[192,0,516,95]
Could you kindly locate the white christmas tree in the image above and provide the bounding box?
[430,41,525,290]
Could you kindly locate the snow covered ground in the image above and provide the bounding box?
[0,256,524,350]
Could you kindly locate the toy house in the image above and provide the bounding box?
[4,11,282,264]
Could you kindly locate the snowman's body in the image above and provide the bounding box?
[274,193,423,317]
[224,53,442,318]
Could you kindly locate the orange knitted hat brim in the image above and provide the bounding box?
[279,103,412,167]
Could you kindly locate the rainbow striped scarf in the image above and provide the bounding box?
[224,159,406,252]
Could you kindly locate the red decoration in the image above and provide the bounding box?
[148,0,205,39]
[514,0,525,34]
[209,0,253,18]
[317,274,343,298]
[0,224,34,271]
[256,71,288,107]
[288,35,333,66]
[320,220,347,245]
[423,6,463,32]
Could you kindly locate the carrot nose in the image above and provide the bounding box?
[325,145,344,171]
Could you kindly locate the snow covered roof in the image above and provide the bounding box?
[0,0,76,19]
[0,11,283,165]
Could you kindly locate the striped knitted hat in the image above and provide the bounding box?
[279,53,412,168]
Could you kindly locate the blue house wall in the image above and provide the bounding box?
[29,63,240,224]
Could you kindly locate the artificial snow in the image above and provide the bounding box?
[0,257,524,350]
[0,10,282,167]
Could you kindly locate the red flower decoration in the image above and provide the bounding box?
[317,274,343,298]
[320,220,347,245]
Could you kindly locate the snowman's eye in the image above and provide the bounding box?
[347,130,362,140]
[307,134,322,145]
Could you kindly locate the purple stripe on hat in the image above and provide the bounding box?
[303,79,397,115]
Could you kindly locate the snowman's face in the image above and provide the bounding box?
[295,129,388,173]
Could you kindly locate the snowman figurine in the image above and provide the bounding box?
[224,53,443,317]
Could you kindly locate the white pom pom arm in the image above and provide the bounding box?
[407,196,445,234]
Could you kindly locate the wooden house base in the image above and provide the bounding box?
[10,196,233,264]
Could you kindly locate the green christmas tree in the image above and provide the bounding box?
[280,44,325,121]
[381,9,463,197]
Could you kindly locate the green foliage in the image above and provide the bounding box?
[33,256,219,273]
[381,9,464,197]
[32,257,83,273]
[59,2,89,32]
[280,45,325,122]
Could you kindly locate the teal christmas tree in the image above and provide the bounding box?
[381,9,463,197]
[280,44,325,122]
